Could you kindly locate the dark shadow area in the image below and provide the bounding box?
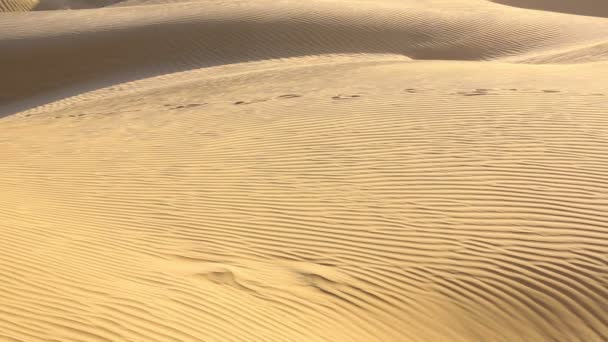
[490,0,608,18]
[0,17,491,118]
[34,0,124,10]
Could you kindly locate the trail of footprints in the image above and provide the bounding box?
[20,88,606,119]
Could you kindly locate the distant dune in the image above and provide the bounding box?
[490,0,608,17]
[36,0,124,10]
[1,1,608,341]
[0,0,125,11]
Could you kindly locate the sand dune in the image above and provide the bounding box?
[1,1,608,341]
[491,0,608,18]
[0,0,122,11]
[3,0,608,115]
[34,0,124,10]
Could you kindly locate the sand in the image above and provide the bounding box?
[1,1,608,341]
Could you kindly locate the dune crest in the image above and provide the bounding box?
[3,0,608,115]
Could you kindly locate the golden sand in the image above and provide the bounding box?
[1,1,608,341]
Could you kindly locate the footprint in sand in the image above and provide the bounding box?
[234,98,269,105]
[277,94,302,99]
[174,103,206,109]
[332,94,362,100]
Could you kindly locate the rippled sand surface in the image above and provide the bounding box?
[2,1,608,341]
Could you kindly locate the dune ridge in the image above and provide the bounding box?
[1,0,608,341]
[2,0,608,115]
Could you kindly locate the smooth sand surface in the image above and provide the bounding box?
[490,0,608,17]
[1,1,608,341]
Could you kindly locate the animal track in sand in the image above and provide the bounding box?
[173,103,206,109]
[234,98,270,105]
[277,94,302,99]
[450,89,491,96]
[332,94,362,100]
[163,103,206,110]
[462,89,492,96]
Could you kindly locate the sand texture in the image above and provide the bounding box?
[1,1,608,341]
[0,0,37,11]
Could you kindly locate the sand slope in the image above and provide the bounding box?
[1,1,608,341]
[0,0,122,11]
[34,0,124,10]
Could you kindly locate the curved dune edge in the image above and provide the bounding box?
[490,0,608,18]
[2,0,608,114]
[2,1,608,341]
